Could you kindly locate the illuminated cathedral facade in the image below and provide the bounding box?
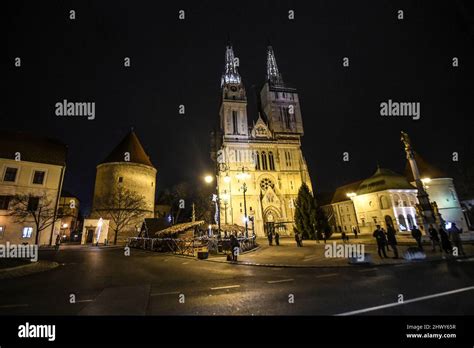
[213,44,313,237]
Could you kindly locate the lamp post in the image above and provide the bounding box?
[236,167,250,238]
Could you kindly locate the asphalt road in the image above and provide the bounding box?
[0,246,473,316]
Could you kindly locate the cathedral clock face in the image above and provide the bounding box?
[230,86,237,92]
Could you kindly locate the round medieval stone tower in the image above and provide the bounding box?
[91,130,156,244]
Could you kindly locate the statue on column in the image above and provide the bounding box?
[401,131,439,233]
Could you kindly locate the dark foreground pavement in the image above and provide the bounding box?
[0,246,473,316]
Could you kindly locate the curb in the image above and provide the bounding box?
[0,260,59,279]
[200,253,474,269]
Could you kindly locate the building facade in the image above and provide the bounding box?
[0,131,67,245]
[58,191,80,241]
[214,45,313,237]
[91,130,156,244]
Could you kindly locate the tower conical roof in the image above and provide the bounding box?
[101,130,154,168]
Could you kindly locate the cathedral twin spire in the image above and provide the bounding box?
[221,43,285,88]
[221,44,242,87]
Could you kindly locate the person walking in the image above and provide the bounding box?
[438,224,452,255]
[373,225,388,258]
[55,234,61,251]
[353,227,358,239]
[268,231,273,246]
[449,223,465,256]
[411,227,423,250]
[341,231,347,243]
[386,225,399,259]
[294,232,300,247]
[230,234,240,261]
[428,224,442,252]
[274,231,280,246]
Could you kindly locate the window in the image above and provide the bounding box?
[118,177,123,183]
[260,178,275,191]
[0,196,12,210]
[255,152,261,170]
[380,195,390,209]
[232,110,238,134]
[268,152,275,170]
[3,167,18,182]
[27,197,39,211]
[22,227,33,238]
[398,215,407,231]
[33,171,45,184]
[261,151,268,170]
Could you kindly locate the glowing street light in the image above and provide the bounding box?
[346,192,357,198]
[204,175,214,184]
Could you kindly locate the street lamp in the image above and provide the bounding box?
[221,191,230,225]
[236,167,250,237]
[204,174,221,238]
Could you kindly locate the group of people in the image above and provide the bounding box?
[267,231,280,246]
[372,225,400,259]
[373,222,466,259]
[427,223,465,256]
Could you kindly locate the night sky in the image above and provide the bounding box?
[5,0,474,213]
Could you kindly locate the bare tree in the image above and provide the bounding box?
[9,192,57,245]
[94,186,148,244]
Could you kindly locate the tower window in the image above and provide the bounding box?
[118,177,123,183]
[269,152,275,171]
[232,110,238,134]
[255,151,261,170]
[261,151,268,170]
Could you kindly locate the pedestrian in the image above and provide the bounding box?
[268,231,273,246]
[386,225,399,259]
[449,223,465,256]
[411,227,423,250]
[438,225,452,255]
[294,232,300,247]
[341,231,347,243]
[274,231,280,246]
[428,224,442,252]
[353,227,358,239]
[55,234,61,251]
[382,228,390,252]
[323,230,327,244]
[373,225,388,258]
[298,233,303,247]
[230,234,240,261]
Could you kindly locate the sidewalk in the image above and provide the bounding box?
[206,237,474,268]
[0,260,59,279]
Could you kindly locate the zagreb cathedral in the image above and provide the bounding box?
[213,44,313,237]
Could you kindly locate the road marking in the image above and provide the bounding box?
[182,262,189,265]
[76,299,94,303]
[316,273,338,278]
[150,291,181,296]
[335,285,474,316]
[358,268,378,272]
[394,263,410,267]
[0,304,29,309]
[267,278,294,284]
[303,255,320,261]
[210,285,241,290]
